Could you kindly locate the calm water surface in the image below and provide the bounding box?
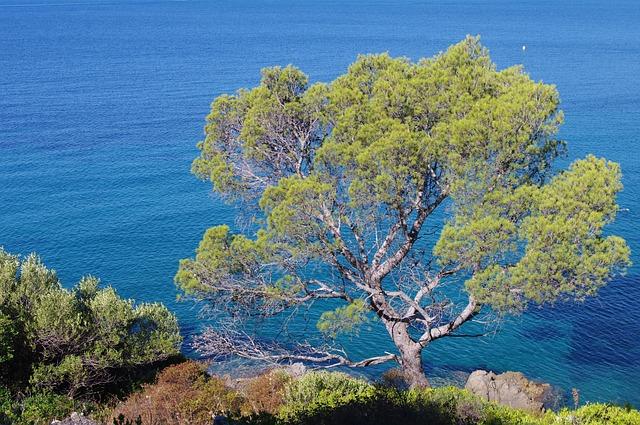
[1,0,639,405]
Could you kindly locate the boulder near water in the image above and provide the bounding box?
[465,370,557,413]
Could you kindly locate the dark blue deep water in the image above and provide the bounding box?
[1,0,639,406]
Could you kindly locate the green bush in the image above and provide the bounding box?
[284,371,375,406]
[277,373,488,425]
[553,403,640,425]
[279,371,376,422]
[0,313,16,366]
[19,392,74,425]
[0,386,17,425]
[271,372,640,425]
[0,248,182,399]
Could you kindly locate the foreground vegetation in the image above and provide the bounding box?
[1,250,636,425]
[111,362,640,425]
[0,249,182,424]
[3,358,639,424]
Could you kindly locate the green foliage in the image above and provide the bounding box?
[0,248,182,399]
[0,387,17,425]
[277,376,525,425]
[276,373,640,425]
[182,36,628,312]
[19,392,74,425]
[108,367,640,425]
[552,403,640,425]
[317,299,369,338]
[0,313,16,365]
[279,372,376,424]
[448,155,631,313]
[175,225,275,296]
[284,371,375,406]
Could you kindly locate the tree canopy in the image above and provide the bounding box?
[177,36,630,387]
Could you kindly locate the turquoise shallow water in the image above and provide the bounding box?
[1,0,639,405]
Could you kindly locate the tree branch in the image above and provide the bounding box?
[320,204,366,273]
[193,328,398,368]
[419,295,479,345]
[193,269,352,318]
[372,191,448,282]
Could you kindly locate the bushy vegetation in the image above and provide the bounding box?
[17,392,75,425]
[0,248,182,424]
[111,361,247,424]
[242,369,291,415]
[110,364,640,425]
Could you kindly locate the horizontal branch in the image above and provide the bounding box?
[193,327,398,369]
[194,269,351,317]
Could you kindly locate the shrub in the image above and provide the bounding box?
[277,377,542,425]
[19,392,74,425]
[418,386,489,424]
[111,361,248,425]
[284,371,375,406]
[0,249,183,399]
[242,369,291,414]
[0,387,16,425]
[278,371,377,424]
[156,360,208,386]
[109,367,640,425]
[0,313,15,366]
[111,362,205,424]
[482,402,541,425]
[177,376,248,422]
[555,403,640,425]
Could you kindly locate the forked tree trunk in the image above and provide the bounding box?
[385,320,430,388]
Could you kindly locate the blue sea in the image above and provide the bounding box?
[1,0,639,406]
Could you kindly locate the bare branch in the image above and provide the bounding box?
[320,203,366,273]
[191,265,352,319]
[372,190,448,282]
[194,328,398,368]
[386,290,436,324]
[419,295,479,345]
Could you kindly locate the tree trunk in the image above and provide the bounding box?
[385,321,430,388]
[399,344,429,388]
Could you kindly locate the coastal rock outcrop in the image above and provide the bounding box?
[51,412,98,425]
[465,370,556,413]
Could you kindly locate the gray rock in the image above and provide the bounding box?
[51,412,98,425]
[465,370,557,413]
